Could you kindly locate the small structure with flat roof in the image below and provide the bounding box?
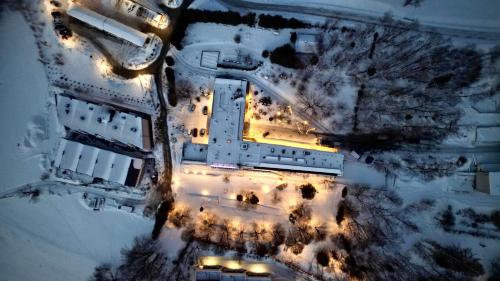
[476,163,500,196]
[201,51,220,69]
[68,5,150,47]
[295,33,318,54]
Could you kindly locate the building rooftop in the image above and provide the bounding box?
[184,78,344,176]
[54,139,144,186]
[68,5,149,46]
[295,33,318,54]
[56,95,151,150]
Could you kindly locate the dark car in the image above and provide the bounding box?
[200,128,206,136]
[51,11,62,18]
[202,106,208,115]
[191,128,198,137]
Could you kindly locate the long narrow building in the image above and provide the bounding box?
[56,95,152,150]
[67,5,149,47]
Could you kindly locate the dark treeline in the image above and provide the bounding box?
[170,10,311,49]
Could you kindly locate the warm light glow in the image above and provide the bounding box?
[202,256,218,266]
[201,190,209,196]
[261,185,270,194]
[247,263,268,274]
[97,60,111,75]
[244,135,338,153]
[229,193,237,200]
[61,38,77,49]
[184,169,190,174]
[202,170,207,175]
[225,260,241,270]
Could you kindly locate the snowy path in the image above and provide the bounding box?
[170,47,333,133]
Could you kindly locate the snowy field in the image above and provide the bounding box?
[235,0,500,33]
[0,10,57,193]
[0,192,153,281]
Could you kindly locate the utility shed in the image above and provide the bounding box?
[295,33,318,54]
[476,127,500,143]
[201,51,220,69]
[476,171,500,196]
[67,5,149,47]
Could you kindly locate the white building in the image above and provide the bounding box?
[476,126,500,143]
[116,0,169,29]
[295,33,318,54]
[200,51,220,69]
[54,139,144,186]
[56,95,152,150]
[182,78,344,176]
[476,163,500,196]
[67,5,150,47]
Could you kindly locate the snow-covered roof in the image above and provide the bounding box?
[185,78,344,176]
[67,5,149,47]
[489,172,500,196]
[295,33,318,54]
[56,95,151,150]
[54,139,143,186]
[201,51,220,69]
[476,127,500,143]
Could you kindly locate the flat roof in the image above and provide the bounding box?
[206,78,248,168]
[295,33,318,54]
[56,95,151,150]
[490,172,500,196]
[477,127,500,143]
[201,51,220,69]
[185,78,344,176]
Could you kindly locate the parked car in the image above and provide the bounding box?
[189,103,196,112]
[200,128,206,136]
[202,106,208,115]
[191,128,198,137]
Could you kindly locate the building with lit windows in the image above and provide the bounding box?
[182,78,344,176]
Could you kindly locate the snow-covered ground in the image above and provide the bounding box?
[232,0,500,33]
[0,9,58,193]
[0,192,153,281]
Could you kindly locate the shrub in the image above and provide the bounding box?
[299,183,317,200]
[234,34,241,43]
[270,44,304,69]
[259,96,272,106]
[165,56,175,66]
[491,210,500,229]
[290,32,297,43]
[431,243,484,277]
[249,194,260,205]
[316,249,330,266]
[261,50,269,58]
[336,202,345,225]
[258,14,311,29]
[438,205,455,229]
